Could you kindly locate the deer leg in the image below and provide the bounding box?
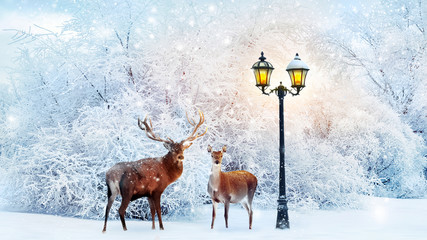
[224,200,230,228]
[247,188,256,229]
[242,202,249,212]
[148,197,156,230]
[241,202,252,229]
[153,194,164,230]
[244,202,253,230]
[211,200,217,229]
[103,183,118,233]
[118,197,131,231]
[249,207,253,230]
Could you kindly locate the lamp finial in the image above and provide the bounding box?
[259,51,266,61]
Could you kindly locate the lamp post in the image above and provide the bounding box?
[251,51,309,229]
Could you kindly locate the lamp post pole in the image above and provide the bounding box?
[251,52,309,230]
[276,83,290,229]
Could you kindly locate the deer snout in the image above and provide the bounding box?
[213,156,222,165]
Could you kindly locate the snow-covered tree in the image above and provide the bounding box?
[310,0,427,141]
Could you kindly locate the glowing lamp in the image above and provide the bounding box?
[286,53,310,93]
[251,51,274,92]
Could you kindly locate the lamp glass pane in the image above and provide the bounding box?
[301,69,308,86]
[253,69,260,85]
[288,69,307,87]
[294,70,302,86]
[259,69,268,85]
[253,68,270,86]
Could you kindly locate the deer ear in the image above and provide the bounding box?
[222,145,227,153]
[164,142,172,151]
[207,145,212,153]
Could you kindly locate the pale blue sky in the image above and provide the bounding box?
[0,0,75,84]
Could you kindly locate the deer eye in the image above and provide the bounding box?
[178,155,184,160]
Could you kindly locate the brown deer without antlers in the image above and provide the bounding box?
[207,145,258,229]
[102,110,207,232]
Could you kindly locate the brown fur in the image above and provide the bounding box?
[102,111,206,232]
[207,145,258,229]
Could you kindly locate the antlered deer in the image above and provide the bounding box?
[207,145,258,229]
[102,110,207,232]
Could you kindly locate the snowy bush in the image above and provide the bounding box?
[0,0,426,219]
[286,84,426,202]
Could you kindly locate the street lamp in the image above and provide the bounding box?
[251,51,310,229]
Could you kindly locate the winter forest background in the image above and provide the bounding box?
[0,0,426,220]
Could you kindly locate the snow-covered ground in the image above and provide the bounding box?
[1,197,426,240]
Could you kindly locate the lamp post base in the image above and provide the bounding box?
[276,197,290,229]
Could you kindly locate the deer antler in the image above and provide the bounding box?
[138,116,173,143]
[183,109,208,143]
